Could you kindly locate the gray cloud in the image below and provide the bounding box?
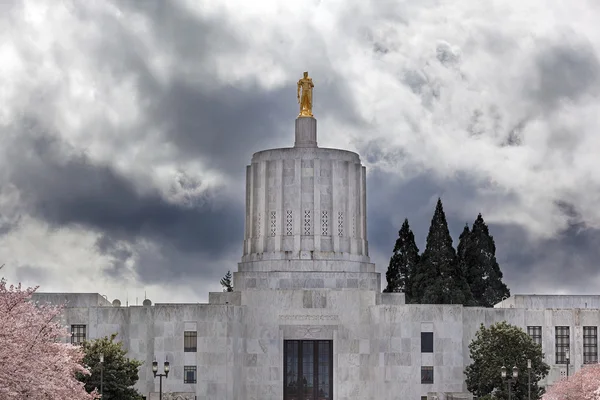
[14,264,50,285]
[531,38,600,110]
[2,1,600,301]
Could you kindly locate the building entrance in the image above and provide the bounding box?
[283,340,333,400]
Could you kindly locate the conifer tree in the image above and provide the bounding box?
[457,223,474,294]
[461,214,510,307]
[220,270,233,292]
[384,219,420,302]
[413,198,472,304]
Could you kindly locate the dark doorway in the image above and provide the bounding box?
[284,340,333,400]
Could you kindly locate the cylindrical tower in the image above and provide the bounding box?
[238,116,374,274]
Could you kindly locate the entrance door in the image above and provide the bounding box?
[284,340,333,400]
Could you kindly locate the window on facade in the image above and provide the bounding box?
[421,366,434,384]
[184,366,197,384]
[421,396,428,400]
[284,340,332,400]
[184,331,197,352]
[584,326,598,364]
[527,326,542,346]
[421,332,433,353]
[555,326,570,364]
[71,324,86,344]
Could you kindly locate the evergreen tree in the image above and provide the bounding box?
[461,214,510,307]
[413,198,472,304]
[220,270,233,292]
[78,333,143,399]
[457,223,475,303]
[383,219,420,303]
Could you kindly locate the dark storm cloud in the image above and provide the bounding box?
[491,222,600,294]
[366,168,600,294]
[530,38,600,110]
[95,235,134,278]
[79,0,363,179]
[0,212,20,236]
[6,121,243,276]
[149,82,296,176]
[146,77,363,177]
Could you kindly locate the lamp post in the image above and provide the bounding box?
[501,365,519,400]
[565,348,570,379]
[527,358,531,400]
[99,353,104,398]
[152,359,170,400]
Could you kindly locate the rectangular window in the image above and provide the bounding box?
[303,210,311,235]
[184,366,197,384]
[527,326,542,346]
[184,331,197,352]
[284,340,332,400]
[421,397,428,400]
[421,366,434,384]
[555,326,570,364]
[584,326,598,364]
[421,332,434,353]
[71,324,86,344]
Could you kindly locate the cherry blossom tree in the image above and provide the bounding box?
[0,275,99,399]
[543,363,600,400]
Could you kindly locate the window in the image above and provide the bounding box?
[71,325,86,344]
[421,397,428,400]
[184,366,197,384]
[184,331,197,352]
[284,340,332,400]
[303,210,312,235]
[270,211,277,236]
[584,326,598,364]
[286,210,293,236]
[421,366,434,384]
[321,211,329,236]
[528,326,542,346]
[555,326,570,364]
[421,332,433,353]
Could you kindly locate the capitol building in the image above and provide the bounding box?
[34,74,600,400]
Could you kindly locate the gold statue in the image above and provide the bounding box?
[297,71,314,117]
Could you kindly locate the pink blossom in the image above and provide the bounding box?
[0,278,99,399]
[543,363,600,400]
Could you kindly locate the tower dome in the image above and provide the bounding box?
[238,72,373,276]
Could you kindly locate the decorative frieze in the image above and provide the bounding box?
[279,314,339,321]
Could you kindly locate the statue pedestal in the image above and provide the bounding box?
[294,117,317,148]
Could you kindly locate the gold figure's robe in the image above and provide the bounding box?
[297,74,314,117]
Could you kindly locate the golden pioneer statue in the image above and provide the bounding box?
[297,71,314,117]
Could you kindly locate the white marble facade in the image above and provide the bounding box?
[35,116,600,400]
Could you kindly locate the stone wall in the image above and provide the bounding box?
[36,292,600,400]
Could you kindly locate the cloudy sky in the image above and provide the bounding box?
[1,0,600,304]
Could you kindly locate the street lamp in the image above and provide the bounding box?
[565,348,570,379]
[501,365,518,400]
[527,358,531,400]
[99,353,104,398]
[152,359,170,400]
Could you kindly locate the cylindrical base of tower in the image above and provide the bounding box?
[294,117,317,148]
